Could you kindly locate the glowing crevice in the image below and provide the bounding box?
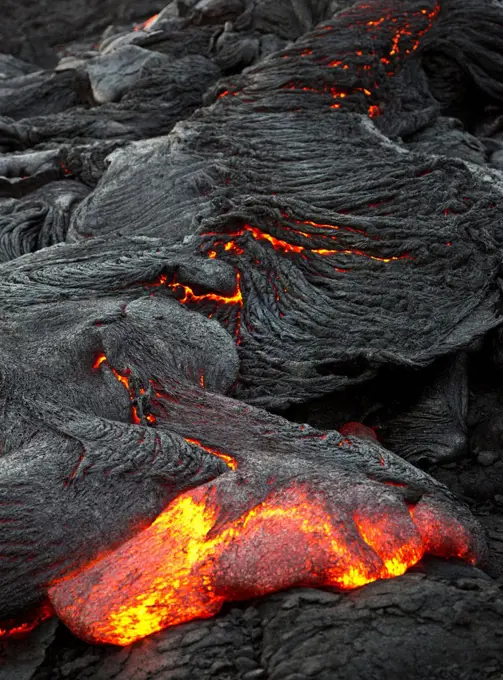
[204,223,411,263]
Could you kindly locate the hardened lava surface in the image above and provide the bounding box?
[1,0,503,678]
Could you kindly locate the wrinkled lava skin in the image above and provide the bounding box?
[68,0,503,417]
[47,370,486,646]
[0,0,498,648]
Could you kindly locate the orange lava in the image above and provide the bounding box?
[274,2,440,118]
[295,218,370,237]
[110,366,130,391]
[133,13,159,31]
[409,503,476,564]
[140,270,243,338]
[49,478,477,646]
[282,82,373,107]
[0,602,53,640]
[167,273,243,307]
[223,241,244,255]
[218,90,239,99]
[166,272,243,339]
[93,356,239,466]
[240,225,304,254]
[205,223,411,263]
[93,354,153,425]
[92,353,107,370]
[312,247,410,263]
[54,355,476,649]
[184,437,238,471]
[50,0,454,648]
[49,483,437,645]
[364,3,440,59]
[354,510,423,578]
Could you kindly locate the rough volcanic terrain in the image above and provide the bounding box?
[1,0,503,678]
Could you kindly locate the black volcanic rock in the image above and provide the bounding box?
[1,0,503,677]
[29,576,503,680]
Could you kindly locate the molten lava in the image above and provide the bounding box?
[93,353,142,424]
[143,270,244,339]
[48,480,475,646]
[50,362,477,647]
[167,273,243,307]
[204,223,411,263]
[22,0,477,653]
[133,13,159,31]
[0,603,53,640]
[93,355,237,470]
[255,1,440,118]
[184,437,238,471]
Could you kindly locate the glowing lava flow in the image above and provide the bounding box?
[272,1,441,119]
[93,356,237,468]
[50,359,477,648]
[218,90,239,99]
[48,479,475,646]
[93,353,142,424]
[184,437,238,471]
[143,271,243,339]
[204,223,411,263]
[133,13,159,31]
[0,603,53,640]
[168,273,243,306]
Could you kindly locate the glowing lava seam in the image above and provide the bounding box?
[274,2,440,118]
[144,271,243,341]
[205,224,412,263]
[92,355,238,471]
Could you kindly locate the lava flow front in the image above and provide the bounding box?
[48,476,476,646]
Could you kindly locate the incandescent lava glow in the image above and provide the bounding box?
[184,437,238,471]
[64,360,476,647]
[144,271,243,309]
[218,89,239,99]
[93,353,142,424]
[92,355,237,468]
[167,273,243,307]
[274,2,441,117]
[0,603,53,640]
[48,481,475,646]
[205,223,411,263]
[43,0,466,649]
[240,225,305,254]
[144,270,244,339]
[133,13,159,31]
[92,353,107,370]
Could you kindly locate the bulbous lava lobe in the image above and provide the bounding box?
[48,470,485,646]
[0,295,239,620]
[47,373,486,646]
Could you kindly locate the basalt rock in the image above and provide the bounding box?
[0,208,490,657]
[22,576,503,680]
[0,179,89,261]
[1,0,503,677]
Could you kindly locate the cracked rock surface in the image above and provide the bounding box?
[1,0,503,677]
